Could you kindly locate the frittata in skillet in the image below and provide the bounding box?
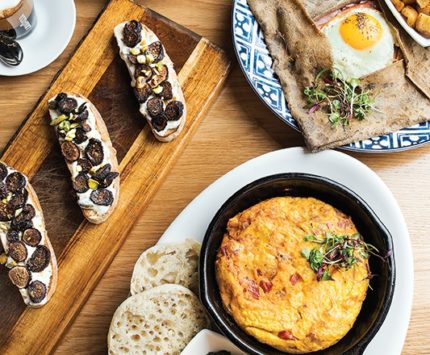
[215,197,370,353]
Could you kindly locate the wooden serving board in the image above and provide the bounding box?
[0,0,230,353]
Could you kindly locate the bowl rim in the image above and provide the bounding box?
[382,0,430,47]
[199,172,396,355]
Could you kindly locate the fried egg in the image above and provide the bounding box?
[320,4,395,79]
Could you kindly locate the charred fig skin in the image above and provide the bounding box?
[134,84,152,104]
[57,97,78,114]
[73,173,89,193]
[14,204,36,223]
[6,172,26,193]
[27,245,51,273]
[77,158,92,173]
[6,229,20,243]
[0,182,8,199]
[22,228,42,247]
[0,203,14,222]
[8,241,27,262]
[165,101,184,121]
[9,189,28,209]
[122,20,142,47]
[90,188,114,206]
[146,41,164,63]
[151,115,168,132]
[9,266,31,289]
[61,141,80,162]
[147,98,164,118]
[99,172,119,188]
[85,138,104,166]
[157,81,173,100]
[28,281,47,304]
[0,162,7,181]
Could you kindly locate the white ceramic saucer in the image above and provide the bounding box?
[159,147,413,355]
[0,0,76,76]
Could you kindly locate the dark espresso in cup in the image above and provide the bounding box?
[0,0,37,39]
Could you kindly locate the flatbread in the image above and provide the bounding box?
[248,0,430,151]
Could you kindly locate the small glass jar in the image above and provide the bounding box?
[0,0,37,39]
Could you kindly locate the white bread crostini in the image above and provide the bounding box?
[0,162,58,307]
[114,20,186,142]
[48,93,120,224]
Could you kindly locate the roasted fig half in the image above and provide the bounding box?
[28,281,47,304]
[27,245,51,272]
[90,188,113,206]
[61,141,80,162]
[9,266,31,289]
[85,139,104,166]
[8,241,27,262]
[22,228,42,247]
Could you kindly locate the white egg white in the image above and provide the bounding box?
[321,6,395,80]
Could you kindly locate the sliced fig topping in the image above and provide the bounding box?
[27,245,51,272]
[8,241,27,262]
[75,109,89,122]
[0,203,14,221]
[85,138,104,166]
[76,102,87,114]
[90,188,113,206]
[73,173,89,193]
[11,218,33,231]
[151,115,168,132]
[9,189,28,209]
[77,158,92,173]
[6,172,26,193]
[134,84,152,104]
[14,204,35,223]
[147,98,164,118]
[61,141,80,162]
[156,81,173,100]
[57,97,78,114]
[128,54,138,65]
[47,100,57,110]
[92,164,111,181]
[146,41,164,63]
[23,228,42,247]
[6,229,20,243]
[99,172,119,188]
[134,64,153,80]
[0,182,7,199]
[55,93,67,102]
[150,65,168,88]
[28,281,47,304]
[9,266,31,289]
[81,122,91,132]
[122,20,142,47]
[165,101,184,121]
[0,162,8,180]
[73,128,88,145]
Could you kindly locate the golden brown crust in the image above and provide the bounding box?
[216,197,369,353]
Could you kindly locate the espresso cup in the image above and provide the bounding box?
[0,0,37,39]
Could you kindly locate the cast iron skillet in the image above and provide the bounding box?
[200,173,396,355]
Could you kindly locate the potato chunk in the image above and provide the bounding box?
[416,12,430,36]
[419,4,430,14]
[392,0,405,11]
[402,5,419,26]
[417,0,430,8]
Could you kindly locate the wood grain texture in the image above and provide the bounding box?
[0,0,230,353]
[0,0,428,355]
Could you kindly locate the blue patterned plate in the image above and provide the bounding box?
[232,0,430,152]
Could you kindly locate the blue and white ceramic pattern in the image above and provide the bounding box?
[232,0,430,152]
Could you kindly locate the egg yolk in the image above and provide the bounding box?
[339,12,383,50]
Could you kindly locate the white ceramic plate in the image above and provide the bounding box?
[158,147,413,355]
[0,0,76,76]
[181,329,246,355]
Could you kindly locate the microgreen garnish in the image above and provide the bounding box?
[304,68,375,127]
[301,232,382,281]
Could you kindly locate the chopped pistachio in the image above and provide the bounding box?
[152,85,163,94]
[130,47,140,55]
[50,114,67,126]
[137,54,146,64]
[156,61,164,72]
[140,39,147,47]
[14,208,23,217]
[136,76,146,89]
[70,123,80,129]
[88,178,99,190]
[146,53,154,64]
[65,128,76,141]
[58,120,71,132]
